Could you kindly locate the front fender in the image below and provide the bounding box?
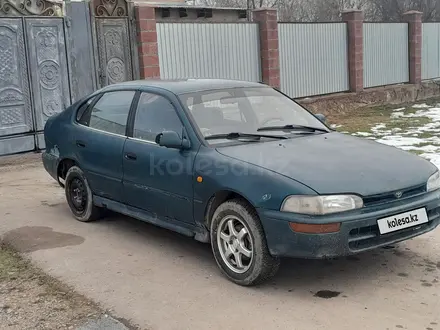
[192,147,317,226]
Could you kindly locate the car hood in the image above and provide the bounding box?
[216,132,438,196]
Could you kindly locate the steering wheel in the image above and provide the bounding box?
[260,117,284,127]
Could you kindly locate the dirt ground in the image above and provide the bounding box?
[0,154,439,330]
[0,245,102,330]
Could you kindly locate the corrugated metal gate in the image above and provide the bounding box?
[278,23,349,99]
[0,0,71,155]
[157,22,261,82]
[363,23,409,88]
[422,23,440,80]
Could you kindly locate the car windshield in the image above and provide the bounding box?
[178,87,328,144]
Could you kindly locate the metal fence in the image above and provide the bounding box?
[422,23,440,80]
[278,23,349,98]
[157,23,261,81]
[363,23,409,88]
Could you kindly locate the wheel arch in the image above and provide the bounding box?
[204,190,255,228]
[56,158,78,187]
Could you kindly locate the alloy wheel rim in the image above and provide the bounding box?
[70,178,87,213]
[217,215,254,274]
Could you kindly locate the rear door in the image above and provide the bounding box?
[74,90,136,202]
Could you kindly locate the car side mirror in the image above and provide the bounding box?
[156,131,190,150]
[315,113,326,124]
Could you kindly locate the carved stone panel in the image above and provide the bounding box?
[0,18,33,137]
[96,18,132,87]
[25,18,70,131]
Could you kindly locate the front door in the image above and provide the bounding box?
[122,91,196,224]
[75,90,136,202]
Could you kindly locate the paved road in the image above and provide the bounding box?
[0,156,439,330]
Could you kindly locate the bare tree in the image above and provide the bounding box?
[198,0,440,21]
[366,0,440,21]
[198,0,277,9]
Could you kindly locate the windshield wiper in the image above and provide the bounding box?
[205,132,288,141]
[257,124,329,133]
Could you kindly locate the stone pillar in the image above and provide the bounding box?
[135,6,160,79]
[342,10,364,92]
[253,8,280,89]
[403,11,422,85]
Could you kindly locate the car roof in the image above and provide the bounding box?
[100,79,267,95]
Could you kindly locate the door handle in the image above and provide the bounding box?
[76,140,86,148]
[124,152,137,161]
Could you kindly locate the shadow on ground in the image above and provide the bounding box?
[23,203,437,298]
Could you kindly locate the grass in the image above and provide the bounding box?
[328,106,398,134]
[326,96,440,160]
[0,246,29,281]
[412,141,440,148]
[0,244,138,329]
[404,149,425,156]
[328,96,440,136]
[422,96,440,107]
[0,244,102,327]
[0,244,73,295]
[385,117,432,131]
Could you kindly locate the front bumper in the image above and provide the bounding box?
[258,190,440,259]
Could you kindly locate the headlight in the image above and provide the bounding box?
[281,195,364,215]
[427,171,440,192]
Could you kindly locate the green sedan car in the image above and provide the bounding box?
[42,79,440,286]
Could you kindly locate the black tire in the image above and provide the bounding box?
[210,199,280,286]
[65,166,102,222]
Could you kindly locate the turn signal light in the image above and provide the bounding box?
[289,222,341,234]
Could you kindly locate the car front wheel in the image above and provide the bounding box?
[65,166,102,222]
[210,199,280,286]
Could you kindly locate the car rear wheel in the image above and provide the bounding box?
[65,166,102,222]
[210,199,280,286]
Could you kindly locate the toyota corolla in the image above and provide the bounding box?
[42,79,440,286]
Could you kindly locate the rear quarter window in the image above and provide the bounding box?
[76,96,97,124]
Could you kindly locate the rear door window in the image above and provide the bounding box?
[79,91,136,136]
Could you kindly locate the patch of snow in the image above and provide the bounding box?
[392,107,406,112]
[391,111,404,119]
[420,153,440,170]
[423,136,440,144]
[412,103,430,108]
[376,136,424,148]
[354,132,372,137]
[371,123,386,131]
[418,145,440,153]
[330,124,342,129]
[369,105,440,169]
[412,122,440,133]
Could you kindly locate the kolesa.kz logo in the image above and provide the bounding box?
[387,213,419,228]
